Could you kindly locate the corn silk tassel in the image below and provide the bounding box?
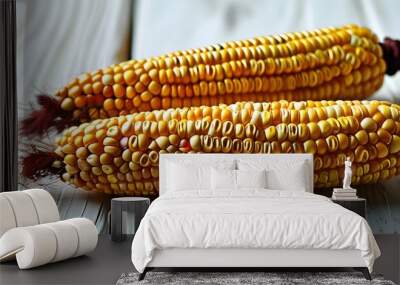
[21,25,400,137]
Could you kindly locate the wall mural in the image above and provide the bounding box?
[20,24,400,199]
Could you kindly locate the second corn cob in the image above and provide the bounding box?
[24,100,400,196]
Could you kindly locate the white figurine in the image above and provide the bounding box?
[343,157,354,189]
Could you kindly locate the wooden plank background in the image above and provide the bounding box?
[14,0,400,235]
[18,177,111,234]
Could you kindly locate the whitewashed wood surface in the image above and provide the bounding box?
[18,176,110,233]
[15,0,400,234]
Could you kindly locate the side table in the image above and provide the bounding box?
[331,198,366,218]
[111,197,150,242]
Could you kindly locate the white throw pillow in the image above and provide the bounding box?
[236,169,267,189]
[167,162,210,191]
[211,169,267,190]
[167,159,236,192]
[237,159,309,192]
[265,163,308,191]
[211,168,236,190]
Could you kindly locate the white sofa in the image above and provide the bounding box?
[0,189,98,269]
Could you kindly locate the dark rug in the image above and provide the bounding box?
[116,271,396,285]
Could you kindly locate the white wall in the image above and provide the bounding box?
[133,0,400,102]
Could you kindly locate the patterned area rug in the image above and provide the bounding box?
[117,271,395,285]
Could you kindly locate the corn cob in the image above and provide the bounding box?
[22,24,400,136]
[23,100,400,196]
